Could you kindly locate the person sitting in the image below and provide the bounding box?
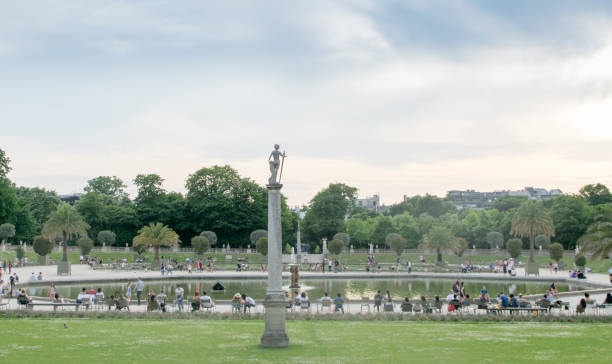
[446,290,456,303]
[509,294,518,308]
[584,292,594,305]
[517,294,529,308]
[333,293,344,313]
[477,294,489,309]
[17,289,32,305]
[87,287,97,295]
[284,291,293,309]
[576,298,587,314]
[498,292,509,308]
[191,292,201,312]
[595,293,612,308]
[116,293,129,311]
[297,292,310,309]
[232,293,243,313]
[480,286,490,301]
[37,272,43,280]
[374,290,383,312]
[401,297,413,312]
[147,290,159,312]
[242,293,256,313]
[577,271,586,279]
[156,289,167,312]
[200,291,214,310]
[95,288,105,303]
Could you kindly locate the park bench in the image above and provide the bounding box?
[26,302,81,311]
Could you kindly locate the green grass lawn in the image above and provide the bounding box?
[0,319,610,363]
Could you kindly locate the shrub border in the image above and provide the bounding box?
[1,310,610,323]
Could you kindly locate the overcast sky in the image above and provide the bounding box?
[2,0,612,206]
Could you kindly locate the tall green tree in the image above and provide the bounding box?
[84,176,128,202]
[372,215,396,244]
[550,195,591,250]
[133,222,179,262]
[579,183,612,206]
[302,183,357,246]
[0,148,10,178]
[15,187,61,227]
[577,212,612,259]
[392,212,420,248]
[510,201,555,263]
[0,223,15,243]
[133,174,167,226]
[0,178,18,224]
[186,165,269,246]
[346,216,374,247]
[420,226,458,263]
[42,203,90,262]
[486,231,504,249]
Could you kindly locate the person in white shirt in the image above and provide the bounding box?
[446,290,456,302]
[29,273,36,281]
[135,277,145,305]
[175,284,185,311]
[200,291,215,308]
[242,293,256,312]
[297,292,310,308]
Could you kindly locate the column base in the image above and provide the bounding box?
[260,298,289,348]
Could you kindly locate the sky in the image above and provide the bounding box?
[1,0,612,206]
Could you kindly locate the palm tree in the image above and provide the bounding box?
[578,213,612,259]
[42,203,90,263]
[419,226,457,263]
[133,222,179,262]
[510,201,554,263]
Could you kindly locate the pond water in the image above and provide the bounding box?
[27,278,591,301]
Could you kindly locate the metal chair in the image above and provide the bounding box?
[360,297,371,312]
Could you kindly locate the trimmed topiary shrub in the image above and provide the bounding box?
[333,233,350,247]
[199,231,217,246]
[191,236,210,256]
[327,239,344,255]
[575,255,586,268]
[77,237,93,256]
[506,238,522,259]
[256,237,268,256]
[97,230,116,246]
[33,236,54,257]
[548,242,563,262]
[385,233,407,257]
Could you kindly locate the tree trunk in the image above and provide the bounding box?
[62,232,68,262]
[529,226,535,263]
[154,246,159,262]
[437,248,442,263]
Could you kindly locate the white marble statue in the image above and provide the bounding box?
[268,144,287,185]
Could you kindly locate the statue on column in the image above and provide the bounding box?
[268,144,287,185]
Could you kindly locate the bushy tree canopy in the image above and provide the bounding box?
[256,237,268,256]
[77,237,93,256]
[548,242,564,262]
[506,238,522,259]
[327,238,344,255]
[191,236,210,255]
[97,230,116,246]
[33,236,54,257]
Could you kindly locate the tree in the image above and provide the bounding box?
[186,165,269,246]
[42,203,90,262]
[549,242,564,262]
[398,194,456,218]
[575,255,586,268]
[84,176,128,201]
[386,233,407,257]
[133,173,167,227]
[346,216,375,247]
[577,212,612,259]
[420,226,458,263]
[97,230,116,246]
[454,237,468,257]
[510,201,555,263]
[0,148,10,178]
[493,196,527,212]
[333,232,350,247]
[372,215,396,244]
[0,223,15,244]
[191,236,210,256]
[33,236,54,256]
[506,238,522,259]
[199,231,217,246]
[284,243,292,254]
[302,183,357,247]
[327,239,344,255]
[15,245,24,263]
[486,231,504,249]
[550,195,592,250]
[77,237,93,256]
[256,237,268,256]
[535,234,551,249]
[133,222,179,262]
[392,212,420,249]
[579,183,612,205]
[250,229,268,246]
[15,187,61,227]
[0,178,18,225]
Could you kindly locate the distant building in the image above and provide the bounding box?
[356,194,383,213]
[447,187,562,209]
[59,193,83,205]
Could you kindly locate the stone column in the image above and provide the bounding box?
[261,184,289,348]
[296,218,302,265]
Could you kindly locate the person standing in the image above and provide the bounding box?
[49,283,57,301]
[175,284,185,311]
[136,277,145,305]
[126,282,132,303]
[374,290,383,312]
